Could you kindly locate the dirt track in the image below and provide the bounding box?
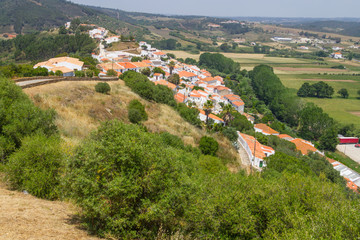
[303,79,357,83]
[275,67,347,72]
[0,182,100,240]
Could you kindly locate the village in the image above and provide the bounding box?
[32,24,360,191]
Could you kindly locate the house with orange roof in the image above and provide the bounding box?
[237,132,275,169]
[203,77,217,85]
[331,52,343,59]
[290,138,322,155]
[242,113,255,124]
[254,123,279,136]
[178,71,198,82]
[152,51,168,59]
[198,110,225,125]
[154,80,177,92]
[214,86,231,96]
[231,100,245,113]
[117,62,139,73]
[34,57,84,77]
[97,62,124,75]
[277,134,294,141]
[174,92,187,103]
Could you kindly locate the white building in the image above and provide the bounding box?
[34,57,84,77]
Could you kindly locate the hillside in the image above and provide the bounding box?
[23,80,243,171]
[0,0,98,34]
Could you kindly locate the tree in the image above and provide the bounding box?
[203,100,214,125]
[54,70,63,76]
[153,67,165,77]
[318,126,339,151]
[358,90,360,99]
[141,67,151,76]
[59,26,67,35]
[199,136,219,156]
[338,88,349,98]
[222,104,236,126]
[297,82,313,97]
[184,58,197,65]
[95,82,111,94]
[128,99,147,123]
[74,70,85,77]
[168,61,175,75]
[223,127,238,142]
[168,74,180,85]
[131,56,142,62]
[220,43,230,52]
[106,69,117,76]
[85,70,94,78]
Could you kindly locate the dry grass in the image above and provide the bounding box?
[107,41,139,52]
[24,80,242,169]
[0,181,99,240]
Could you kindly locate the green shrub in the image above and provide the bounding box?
[55,70,63,76]
[95,82,111,94]
[128,100,147,124]
[5,134,64,200]
[0,78,57,160]
[223,127,238,142]
[199,136,219,156]
[128,108,143,124]
[74,70,85,77]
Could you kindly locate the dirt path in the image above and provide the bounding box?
[303,79,357,83]
[0,182,100,240]
[237,144,251,174]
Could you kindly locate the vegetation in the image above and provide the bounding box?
[338,88,349,98]
[199,52,240,74]
[199,136,219,156]
[127,99,148,124]
[0,32,96,62]
[95,82,111,94]
[0,78,57,160]
[297,81,334,98]
[5,134,64,200]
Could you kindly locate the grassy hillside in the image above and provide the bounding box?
[23,80,243,171]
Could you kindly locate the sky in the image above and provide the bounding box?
[69,0,360,18]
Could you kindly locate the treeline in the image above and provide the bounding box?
[297,81,334,98]
[199,52,240,74]
[0,32,96,62]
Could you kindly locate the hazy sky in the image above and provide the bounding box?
[70,0,360,18]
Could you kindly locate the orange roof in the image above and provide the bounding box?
[132,62,150,68]
[203,77,215,82]
[334,52,342,55]
[345,178,358,192]
[216,86,230,91]
[154,51,166,55]
[254,123,279,135]
[178,71,197,78]
[199,110,224,122]
[232,100,245,106]
[290,138,318,155]
[118,62,138,69]
[154,73,162,76]
[242,112,254,121]
[174,93,186,103]
[155,80,177,90]
[239,133,274,160]
[142,60,152,64]
[277,134,294,140]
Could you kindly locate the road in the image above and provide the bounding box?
[16,79,57,87]
[336,144,360,163]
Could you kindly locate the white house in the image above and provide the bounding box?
[105,36,120,44]
[331,52,343,59]
[34,57,84,77]
[198,110,225,125]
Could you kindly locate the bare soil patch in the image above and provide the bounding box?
[303,79,357,83]
[275,67,347,72]
[349,112,360,117]
[0,183,100,240]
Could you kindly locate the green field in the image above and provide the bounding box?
[279,74,360,127]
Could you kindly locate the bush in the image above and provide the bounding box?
[74,70,85,77]
[5,134,64,200]
[128,99,148,121]
[0,78,57,160]
[128,108,143,124]
[199,136,219,156]
[95,82,111,94]
[223,127,238,142]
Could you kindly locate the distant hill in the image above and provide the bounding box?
[0,0,98,34]
[282,20,360,37]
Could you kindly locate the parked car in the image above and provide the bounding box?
[355,144,360,148]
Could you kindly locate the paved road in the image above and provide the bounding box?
[337,144,360,163]
[16,79,55,87]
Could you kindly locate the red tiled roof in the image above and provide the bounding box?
[290,138,318,155]
[178,71,197,78]
[254,123,279,135]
